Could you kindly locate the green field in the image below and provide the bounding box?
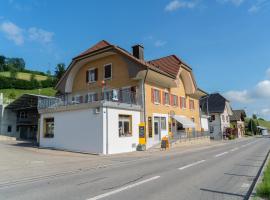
[0,88,56,102]
[0,71,48,81]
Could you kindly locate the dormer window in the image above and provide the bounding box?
[104,64,112,80]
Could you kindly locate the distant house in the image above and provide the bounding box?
[200,93,233,140]
[230,110,246,138]
[198,88,209,132]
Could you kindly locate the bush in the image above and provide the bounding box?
[0,76,56,90]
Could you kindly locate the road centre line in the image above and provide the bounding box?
[215,152,228,157]
[178,160,206,170]
[230,147,239,152]
[86,176,160,200]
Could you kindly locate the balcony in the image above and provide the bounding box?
[38,89,141,112]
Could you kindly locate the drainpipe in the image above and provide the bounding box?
[143,69,149,124]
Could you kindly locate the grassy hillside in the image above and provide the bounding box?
[0,87,56,100]
[258,119,270,130]
[0,71,48,81]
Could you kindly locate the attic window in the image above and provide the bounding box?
[104,64,112,80]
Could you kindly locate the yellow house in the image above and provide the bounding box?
[38,40,204,154]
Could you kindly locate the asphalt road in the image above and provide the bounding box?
[0,136,269,200]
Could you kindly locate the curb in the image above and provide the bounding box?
[247,149,270,200]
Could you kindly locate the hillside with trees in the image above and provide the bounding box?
[0,55,65,100]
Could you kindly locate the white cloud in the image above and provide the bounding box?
[28,27,54,44]
[248,5,260,13]
[217,0,244,6]
[154,40,167,47]
[223,90,253,103]
[0,21,24,45]
[253,80,270,98]
[165,0,197,12]
[260,108,270,116]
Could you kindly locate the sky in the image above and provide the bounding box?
[0,0,270,119]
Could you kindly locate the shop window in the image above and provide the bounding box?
[161,117,166,130]
[119,115,132,137]
[44,118,54,138]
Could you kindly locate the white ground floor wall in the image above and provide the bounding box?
[39,106,140,155]
[0,104,18,138]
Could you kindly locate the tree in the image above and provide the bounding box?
[0,55,5,71]
[6,58,25,71]
[46,70,51,76]
[248,119,258,135]
[55,63,65,81]
[252,114,257,120]
[8,92,16,100]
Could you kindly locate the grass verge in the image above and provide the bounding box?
[256,160,270,199]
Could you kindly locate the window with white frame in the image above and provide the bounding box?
[119,115,132,137]
[161,117,166,130]
[104,64,112,79]
[180,97,186,109]
[164,92,170,105]
[153,89,161,104]
[86,93,98,102]
[19,111,27,119]
[172,95,178,106]
[88,68,98,83]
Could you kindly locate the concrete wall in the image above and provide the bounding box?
[40,108,104,154]
[105,107,140,154]
[0,104,18,138]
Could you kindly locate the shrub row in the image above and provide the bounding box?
[0,76,56,90]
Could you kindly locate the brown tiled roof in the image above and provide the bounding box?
[74,40,111,59]
[149,55,181,77]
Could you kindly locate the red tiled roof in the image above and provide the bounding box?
[74,40,111,59]
[149,55,181,78]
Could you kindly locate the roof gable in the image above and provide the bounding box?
[74,40,111,59]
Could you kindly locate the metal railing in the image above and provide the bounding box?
[38,90,139,110]
[170,130,210,143]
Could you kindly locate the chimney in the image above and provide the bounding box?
[132,44,144,60]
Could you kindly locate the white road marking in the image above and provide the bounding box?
[215,152,228,157]
[178,160,206,170]
[86,176,160,200]
[230,148,239,152]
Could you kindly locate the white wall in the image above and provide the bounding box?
[105,107,140,154]
[40,108,104,154]
[200,116,209,131]
[0,104,18,137]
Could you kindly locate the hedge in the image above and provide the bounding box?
[0,76,56,90]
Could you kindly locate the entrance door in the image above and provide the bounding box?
[154,117,161,142]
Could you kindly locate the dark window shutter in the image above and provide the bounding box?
[86,71,89,83]
[95,68,98,81]
[85,94,88,103]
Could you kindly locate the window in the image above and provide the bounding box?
[88,68,98,83]
[19,111,27,119]
[164,92,170,105]
[211,115,215,121]
[180,97,186,109]
[210,126,214,133]
[191,117,195,122]
[189,99,195,110]
[44,118,54,138]
[104,64,112,79]
[7,126,12,132]
[226,116,229,122]
[161,117,166,130]
[86,93,98,103]
[104,90,113,101]
[153,89,161,104]
[119,115,132,137]
[222,115,225,122]
[171,95,178,106]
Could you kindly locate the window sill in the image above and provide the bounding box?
[154,102,160,105]
[88,81,97,84]
[104,77,112,81]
